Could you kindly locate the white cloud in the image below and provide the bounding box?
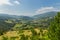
[0,0,12,5]
[36,7,60,14]
[14,1,20,5]
[0,10,19,15]
[0,10,33,16]
[0,0,20,5]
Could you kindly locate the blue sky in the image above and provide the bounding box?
[0,0,60,16]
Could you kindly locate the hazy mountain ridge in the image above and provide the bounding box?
[33,11,57,19]
[0,11,57,20]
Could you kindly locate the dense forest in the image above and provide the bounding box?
[0,12,59,40]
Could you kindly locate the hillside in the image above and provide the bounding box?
[33,11,57,19]
[0,11,58,40]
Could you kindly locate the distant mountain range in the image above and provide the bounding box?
[33,11,57,19]
[0,11,57,20]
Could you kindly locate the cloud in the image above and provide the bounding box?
[14,1,20,5]
[0,0,12,5]
[0,0,20,5]
[36,7,60,14]
[0,10,33,16]
[0,10,20,15]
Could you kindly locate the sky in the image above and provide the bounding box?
[0,0,60,16]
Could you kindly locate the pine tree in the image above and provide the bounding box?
[48,12,60,40]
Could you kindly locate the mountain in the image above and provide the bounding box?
[0,14,33,21]
[0,11,57,20]
[0,14,16,20]
[33,11,57,19]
